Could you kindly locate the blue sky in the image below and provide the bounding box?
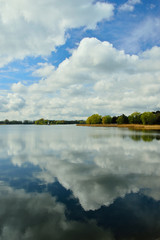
[0,0,160,120]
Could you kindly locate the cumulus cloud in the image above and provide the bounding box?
[2,37,159,120]
[33,63,55,78]
[1,125,160,210]
[0,93,25,113]
[119,0,141,12]
[0,0,114,67]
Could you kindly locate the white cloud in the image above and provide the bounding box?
[119,0,141,12]
[0,0,114,67]
[0,37,160,120]
[0,93,25,113]
[33,63,55,78]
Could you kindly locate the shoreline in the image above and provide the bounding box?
[76,124,160,130]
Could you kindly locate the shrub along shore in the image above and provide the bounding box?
[77,111,160,130]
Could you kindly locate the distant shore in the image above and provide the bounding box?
[77,124,160,130]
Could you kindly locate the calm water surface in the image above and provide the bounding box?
[0,125,160,240]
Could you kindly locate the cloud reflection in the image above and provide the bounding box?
[0,125,160,210]
[0,183,114,240]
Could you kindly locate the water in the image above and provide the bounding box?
[0,125,160,240]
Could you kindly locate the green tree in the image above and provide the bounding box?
[155,112,160,124]
[102,115,112,124]
[128,112,142,124]
[56,120,65,124]
[111,116,118,123]
[4,119,9,124]
[140,112,156,125]
[86,114,102,124]
[79,120,86,124]
[116,114,128,124]
[35,118,47,125]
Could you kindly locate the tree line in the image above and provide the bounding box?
[0,120,35,125]
[0,119,85,125]
[34,119,85,125]
[1,111,160,125]
[86,111,160,125]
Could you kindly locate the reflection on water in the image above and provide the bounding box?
[0,125,160,239]
[128,130,160,142]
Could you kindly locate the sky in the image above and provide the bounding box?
[0,0,160,120]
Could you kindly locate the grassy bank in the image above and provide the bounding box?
[77,124,160,130]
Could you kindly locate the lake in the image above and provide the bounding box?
[0,125,160,240]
